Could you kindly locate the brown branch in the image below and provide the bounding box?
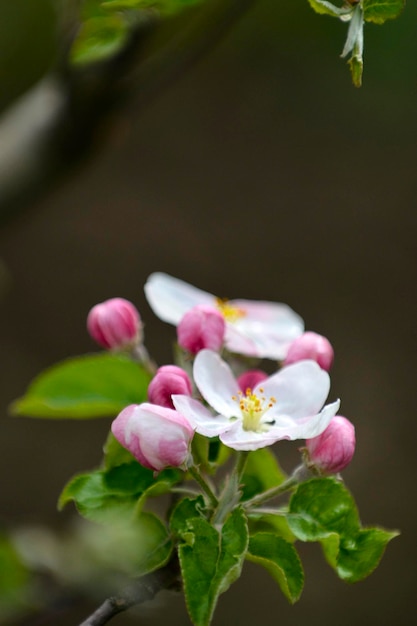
[78,557,181,626]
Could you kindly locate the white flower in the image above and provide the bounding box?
[144,273,304,359]
[172,350,340,451]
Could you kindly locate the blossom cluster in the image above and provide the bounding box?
[88,273,355,475]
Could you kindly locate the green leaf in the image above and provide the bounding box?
[58,464,150,521]
[103,432,136,468]
[288,478,399,582]
[0,534,29,618]
[247,512,296,544]
[100,0,204,15]
[241,448,287,501]
[335,527,399,582]
[288,477,360,540]
[173,503,248,626]
[81,511,173,576]
[363,0,405,24]
[247,533,304,604]
[307,0,353,18]
[71,15,129,65]
[11,353,151,418]
[59,461,181,522]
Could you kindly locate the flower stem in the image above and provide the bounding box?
[188,466,218,508]
[211,450,249,526]
[243,475,299,510]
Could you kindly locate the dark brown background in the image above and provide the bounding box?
[0,1,416,624]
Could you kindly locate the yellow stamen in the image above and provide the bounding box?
[233,387,276,432]
[215,297,246,323]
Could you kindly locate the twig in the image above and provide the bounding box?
[78,556,181,626]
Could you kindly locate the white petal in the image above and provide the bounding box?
[172,394,231,437]
[258,360,330,418]
[193,350,241,418]
[144,272,214,325]
[265,399,341,442]
[231,300,304,358]
[219,421,280,451]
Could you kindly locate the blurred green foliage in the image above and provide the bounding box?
[0,0,57,113]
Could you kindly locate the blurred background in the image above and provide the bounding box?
[0,0,416,624]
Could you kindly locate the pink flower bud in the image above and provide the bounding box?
[177,305,225,354]
[305,415,355,474]
[284,331,334,371]
[111,403,194,472]
[148,365,192,409]
[87,298,141,350]
[237,369,268,393]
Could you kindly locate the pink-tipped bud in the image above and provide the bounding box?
[305,415,355,474]
[87,298,141,350]
[284,331,334,371]
[148,365,192,409]
[111,403,194,472]
[237,369,268,393]
[177,305,225,354]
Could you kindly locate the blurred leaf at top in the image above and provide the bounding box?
[71,0,206,65]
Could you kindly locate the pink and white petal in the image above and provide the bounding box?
[193,350,240,417]
[258,360,331,419]
[266,399,340,442]
[219,421,280,451]
[172,394,231,437]
[144,272,214,325]
[226,326,295,360]
[223,325,260,358]
[231,299,304,327]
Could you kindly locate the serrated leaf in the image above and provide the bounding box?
[175,505,248,626]
[336,527,399,582]
[11,353,151,418]
[363,0,405,24]
[170,496,206,537]
[58,468,142,521]
[307,0,353,18]
[241,448,287,501]
[59,462,180,522]
[247,533,304,603]
[288,478,399,582]
[288,477,360,540]
[247,512,296,544]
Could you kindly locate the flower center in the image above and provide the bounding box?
[215,297,246,323]
[232,387,276,432]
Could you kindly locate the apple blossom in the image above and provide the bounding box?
[305,415,355,474]
[177,305,225,354]
[172,349,340,451]
[111,403,194,472]
[148,365,192,409]
[87,298,142,350]
[144,272,304,359]
[285,331,334,371]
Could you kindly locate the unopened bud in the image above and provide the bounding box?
[237,369,268,393]
[111,403,194,472]
[87,298,141,350]
[148,365,192,409]
[177,305,225,354]
[305,415,355,474]
[284,331,334,371]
